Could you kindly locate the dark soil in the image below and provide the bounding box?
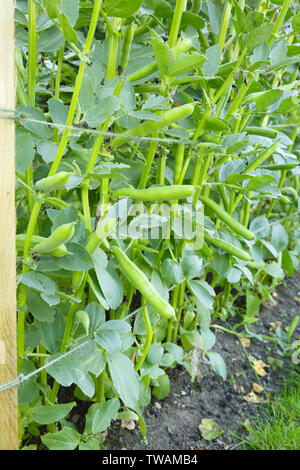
[102,273,300,450]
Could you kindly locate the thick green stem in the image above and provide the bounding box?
[166,287,179,343]
[218,1,232,51]
[96,368,106,402]
[106,18,121,79]
[26,0,37,212]
[54,43,65,142]
[49,0,103,176]
[168,0,187,48]
[268,0,291,46]
[138,135,159,189]
[17,199,42,369]
[135,301,153,372]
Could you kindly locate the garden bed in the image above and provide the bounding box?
[95,273,300,450]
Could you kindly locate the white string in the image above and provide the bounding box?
[0,337,91,393]
[0,107,220,148]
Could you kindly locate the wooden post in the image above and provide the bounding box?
[0,0,18,450]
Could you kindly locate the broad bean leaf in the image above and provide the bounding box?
[106,0,143,18]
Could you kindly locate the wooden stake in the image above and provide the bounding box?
[0,0,18,450]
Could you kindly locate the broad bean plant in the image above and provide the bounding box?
[14,0,299,450]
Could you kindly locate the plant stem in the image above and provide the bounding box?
[168,0,187,48]
[218,1,232,51]
[139,135,159,189]
[106,18,121,79]
[96,368,106,402]
[166,286,179,343]
[135,301,153,372]
[268,0,291,46]
[54,43,65,142]
[26,0,37,213]
[49,0,103,176]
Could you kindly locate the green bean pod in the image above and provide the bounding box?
[111,246,175,320]
[127,37,193,82]
[113,185,195,201]
[16,234,70,257]
[174,144,185,184]
[112,103,195,147]
[204,233,253,261]
[34,222,76,254]
[260,163,298,170]
[282,186,298,203]
[35,171,70,192]
[199,196,255,241]
[245,127,278,139]
[243,140,280,174]
[119,23,135,72]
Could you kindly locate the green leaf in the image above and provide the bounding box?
[36,313,64,353]
[61,0,79,27]
[151,29,175,77]
[20,272,58,295]
[244,11,264,33]
[207,352,227,380]
[74,310,90,335]
[255,89,283,111]
[246,290,260,316]
[84,399,120,435]
[168,51,206,76]
[79,437,101,450]
[86,302,105,333]
[181,253,203,279]
[200,327,216,352]
[43,0,60,19]
[188,280,215,309]
[100,320,131,334]
[147,343,164,364]
[95,329,121,353]
[18,105,49,139]
[143,0,173,18]
[85,95,120,128]
[94,265,123,309]
[282,249,294,277]
[249,216,271,239]
[181,11,205,30]
[226,267,242,283]
[202,45,221,77]
[27,288,56,322]
[37,26,65,52]
[55,243,94,271]
[207,0,224,35]
[152,373,170,400]
[199,418,222,440]
[37,140,62,163]
[58,12,78,43]
[270,40,287,67]
[42,427,81,450]
[18,359,39,405]
[162,259,183,285]
[107,352,140,410]
[31,402,76,425]
[264,262,284,279]
[291,11,300,32]
[16,133,35,172]
[106,0,143,18]
[46,349,95,398]
[271,223,289,253]
[246,23,273,51]
[48,98,68,125]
